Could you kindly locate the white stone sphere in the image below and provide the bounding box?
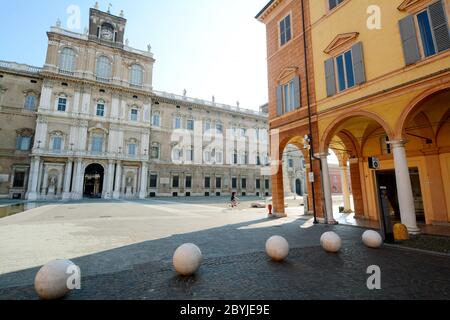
[362,230,383,248]
[173,243,203,276]
[34,259,75,300]
[265,236,290,261]
[320,231,342,253]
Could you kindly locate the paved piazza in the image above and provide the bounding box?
[0,197,449,300]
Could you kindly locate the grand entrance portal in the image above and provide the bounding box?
[83,164,104,198]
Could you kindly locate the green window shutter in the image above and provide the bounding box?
[293,76,301,109]
[325,58,337,97]
[429,0,450,52]
[399,15,421,65]
[352,42,366,85]
[276,85,283,116]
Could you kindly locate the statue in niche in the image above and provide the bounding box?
[126,176,133,187]
[49,176,57,187]
[48,176,57,195]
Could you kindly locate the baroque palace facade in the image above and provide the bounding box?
[258,0,450,232]
[0,6,273,200]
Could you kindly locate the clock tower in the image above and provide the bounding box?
[88,7,127,46]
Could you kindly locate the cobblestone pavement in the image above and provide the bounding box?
[0,198,449,300]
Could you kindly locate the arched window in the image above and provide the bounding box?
[96,56,112,82]
[24,94,36,110]
[59,47,76,74]
[130,64,143,87]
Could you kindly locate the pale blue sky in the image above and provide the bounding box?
[0,0,269,110]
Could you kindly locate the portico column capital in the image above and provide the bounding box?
[387,140,407,148]
[318,152,329,159]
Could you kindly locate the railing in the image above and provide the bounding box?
[50,27,88,41]
[96,76,111,83]
[59,69,75,76]
[153,90,267,117]
[124,45,153,58]
[32,149,149,161]
[0,60,42,74]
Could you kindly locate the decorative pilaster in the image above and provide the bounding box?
[26,157,41,201]
[139,162,148,199]
[113,161,122,199]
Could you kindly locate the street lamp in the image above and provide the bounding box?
[302,134,319,225]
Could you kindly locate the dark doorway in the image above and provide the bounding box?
[83,164,104,198]
[295,179,302,196]
[375,168,425,223]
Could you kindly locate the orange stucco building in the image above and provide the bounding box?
[258,0,450,233]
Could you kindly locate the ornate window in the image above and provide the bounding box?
[59,47,76,74]
[187,119,194,131]
[24,94,37,110]
[130,108,139,121]
[16,129,33,151]
[174,116,182,129]
[127,138,138,156]
[57,96,67,112]
[16,135,32,151]
[49,131,65,153]
[204,120,211,133]
[96,100,105,117]
[150,142,160,160]
[152,111,161,127]
[91,135,103,154]
[215,122,223,134]
[96,56,112,82]
[49,131,64,153]
[130,64,143,87]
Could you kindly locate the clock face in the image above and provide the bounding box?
[101,28,113,41]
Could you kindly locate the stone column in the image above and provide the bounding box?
[113,161,122,199]
[390,141,420,234]
[26,157,41,201]
[62,159,73,200]
[105,160,115,199]
[73,159,83,200]
[320,154,337,224]
[41,167,49,197]
[340,165,352,213]
[139,162,148,199]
